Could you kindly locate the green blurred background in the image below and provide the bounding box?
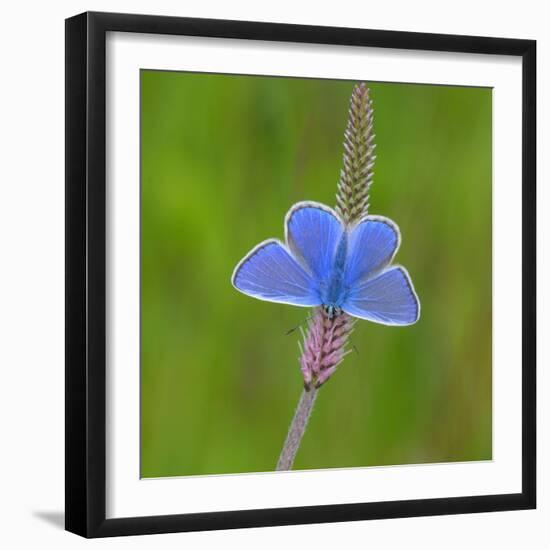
[140,71,492,478]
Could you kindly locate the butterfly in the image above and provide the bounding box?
[231,201,420,325]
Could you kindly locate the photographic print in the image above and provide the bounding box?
[66,12,536,536]
[140,72,492,478]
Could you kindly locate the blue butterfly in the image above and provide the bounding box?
[231,201,420,325]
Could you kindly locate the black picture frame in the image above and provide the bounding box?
[65,11,536,538]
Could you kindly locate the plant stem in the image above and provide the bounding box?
[276,388,318,471]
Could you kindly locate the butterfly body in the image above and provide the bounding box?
[323,304,343,320]
[232,201,420,326]
[319,231,348,312]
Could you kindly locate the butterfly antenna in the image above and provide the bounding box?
[285,316,312,336]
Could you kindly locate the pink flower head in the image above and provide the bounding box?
[300,308,355,389]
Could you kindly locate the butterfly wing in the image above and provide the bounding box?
[342,266,420,325]
[344,216,401,285]
[285,202,344,280]
[232,239,321,307]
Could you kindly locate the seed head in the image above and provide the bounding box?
[335,83,376,225]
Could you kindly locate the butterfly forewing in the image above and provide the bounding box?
[342,266,420,325]
[232,240,321,307]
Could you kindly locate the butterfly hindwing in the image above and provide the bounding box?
[232,239,321,307]
[344,216,400,285]
[342,266,420,325]
[286,202,344,280]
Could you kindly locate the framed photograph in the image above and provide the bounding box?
[65,11,536,538]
